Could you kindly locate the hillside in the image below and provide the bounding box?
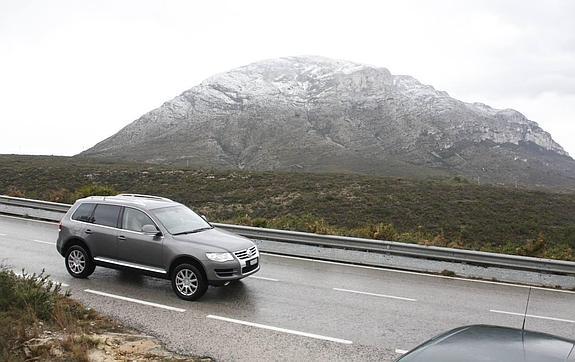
[1,155,574,260]
[80,56,575,189]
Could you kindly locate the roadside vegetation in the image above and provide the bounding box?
[0,267,209,361]
[1,155,574,261]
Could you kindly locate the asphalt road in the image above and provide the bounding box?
[1,214,574,361]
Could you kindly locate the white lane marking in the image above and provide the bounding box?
[0,214,58,225]
[261,253,575,295]
[333,288,417,302]
[84,289,186,313]
[249,275,279,282]
[395,349,409,354]
[489,309,575,324]
[0,233,7,236]
[207,314,353,344]
[33,239,56,245]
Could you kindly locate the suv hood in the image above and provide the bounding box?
[173,227,255,252]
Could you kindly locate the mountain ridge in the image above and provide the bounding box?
[80,56,575,188]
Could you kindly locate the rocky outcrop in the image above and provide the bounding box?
[80,56,575,188]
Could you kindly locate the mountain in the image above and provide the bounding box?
[80,56,575,189]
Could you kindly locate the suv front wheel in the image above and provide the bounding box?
[171,264,208,301]
[65,245,95,278]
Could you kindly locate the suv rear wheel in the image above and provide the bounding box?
[65,245,95,278]
[171,263,208,301]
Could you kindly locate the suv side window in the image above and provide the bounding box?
[92,204,121,228]
[71,203,96,223]
[122,208,156,232]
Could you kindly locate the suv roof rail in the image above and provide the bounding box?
[116,193,173,202]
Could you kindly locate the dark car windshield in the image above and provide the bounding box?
[151,205,212,235]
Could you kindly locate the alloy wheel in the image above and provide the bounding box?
[175,268,198,296]
[68,249,86,274]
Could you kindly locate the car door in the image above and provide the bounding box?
[84,203,121,259]
[116,207,163,269]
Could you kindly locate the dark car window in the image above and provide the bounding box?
[92,204,121,228]
[71,203,96,223]
[122,207,156,232]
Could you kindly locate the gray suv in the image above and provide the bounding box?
[56,194,260,300]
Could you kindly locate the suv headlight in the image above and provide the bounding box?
[206,252,234,262]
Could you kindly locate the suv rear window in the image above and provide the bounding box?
[71,203,96,222]
[92,204,121,228]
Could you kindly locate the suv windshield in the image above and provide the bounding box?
[152,205,212,235]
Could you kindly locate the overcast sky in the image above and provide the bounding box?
[1,0,574,156]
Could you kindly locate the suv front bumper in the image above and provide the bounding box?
[205,254,260,284]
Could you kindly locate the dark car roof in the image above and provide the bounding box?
[397,325,575,362]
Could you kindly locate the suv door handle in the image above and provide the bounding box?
[85,229,92,234]
[117,235,126,241]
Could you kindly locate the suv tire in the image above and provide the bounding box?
[65,245,95,278]
[171,263,208,301]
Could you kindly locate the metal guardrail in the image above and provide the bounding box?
[0,195,70,213]
[1,195,574,275]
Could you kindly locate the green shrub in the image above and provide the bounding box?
[0,268,64,360]
[74,184,118,200]
[0,269,64,321]
[0,267,129,361]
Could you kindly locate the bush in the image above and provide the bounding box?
[0,269,64,321]
[517,233,547,257]
[304,218,335,235]
[47,188,73,203]
[372,223,398,240]
[0,267,116,361]
[5,186,25,197]
[0,268,65,360]
[74,184,118,200]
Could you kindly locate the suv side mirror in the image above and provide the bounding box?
[201,214,208,222]
[142,224,160,236]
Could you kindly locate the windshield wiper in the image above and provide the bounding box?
[173,231,195,236]
[173,226,213,236]
[191,227,213,233]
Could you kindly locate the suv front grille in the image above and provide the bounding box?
[234,246,258,260]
